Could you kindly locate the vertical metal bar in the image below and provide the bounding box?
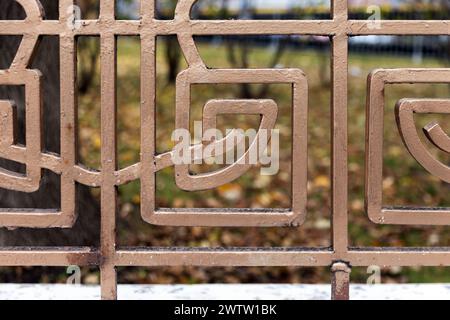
[331,262,351,300]
[140,0,156,220]
[100,32,118,300]
[59,0,74,18]
[331,34,349,255]
[331,0,350,299]
[331,0,348,22]
[97,0,118,301]
[331,0,349,255]
[100,0,116,20]
[59,0,77,229]
[140,0,155,20]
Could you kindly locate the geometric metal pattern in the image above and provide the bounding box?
[0,0,449,300]
[147,68,308,227]
[366,69,450,225]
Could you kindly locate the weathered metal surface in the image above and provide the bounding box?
[0,0,449,300]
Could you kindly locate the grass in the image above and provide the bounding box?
[73,36,450,285]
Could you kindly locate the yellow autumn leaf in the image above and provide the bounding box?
[314,175,330,188]
[92,135,101,149]
[132,194,141,204]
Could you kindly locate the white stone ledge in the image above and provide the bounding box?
[0,283,450,300]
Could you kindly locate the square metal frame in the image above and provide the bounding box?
[365,69,450,225]
[141,68,308,227]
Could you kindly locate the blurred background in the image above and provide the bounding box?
[1,0,450,286]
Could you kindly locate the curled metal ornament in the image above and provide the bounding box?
[365,68,450,226]
[0,0,44,190]
[396,99,450,184]
[0,0,310,228]
[0,0,77,228]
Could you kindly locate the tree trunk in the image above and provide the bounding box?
[0,0,99,246]
[165,36,180,83]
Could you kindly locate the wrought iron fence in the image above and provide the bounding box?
[0,0,449,300]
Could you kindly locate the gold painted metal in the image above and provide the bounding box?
[0,0,449,300]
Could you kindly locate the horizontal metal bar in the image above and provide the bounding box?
[0,20,448,36]
[114,248,450,267]
[115,248,334,267]
[0,247,99,266]
[348,20,450,35]
[346,249,450,267]
[0,247,447,267]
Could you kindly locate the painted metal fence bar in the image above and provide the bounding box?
[0,0,449,300]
